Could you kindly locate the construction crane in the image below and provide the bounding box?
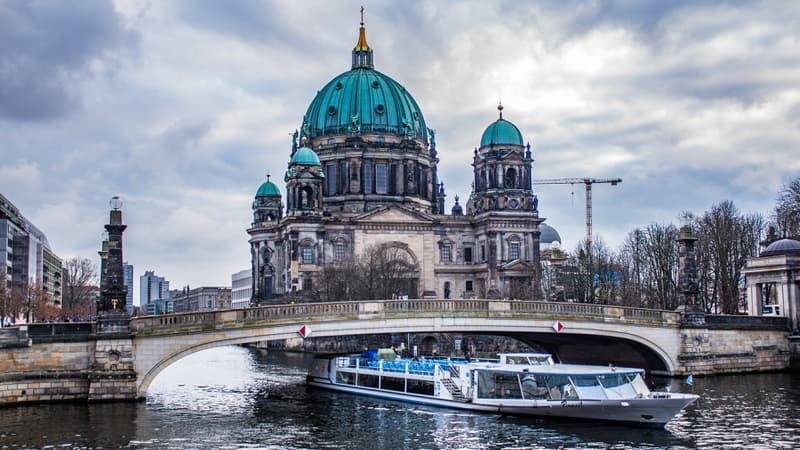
[532,177,622,249]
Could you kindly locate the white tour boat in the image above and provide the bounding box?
[307,351,698,427]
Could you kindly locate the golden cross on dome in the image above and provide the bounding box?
[360,6,364,26]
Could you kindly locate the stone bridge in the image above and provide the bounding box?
[0,299,791,405]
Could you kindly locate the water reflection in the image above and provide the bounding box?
[1,346,799,449]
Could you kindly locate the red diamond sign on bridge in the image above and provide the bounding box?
[552,320,564,333]
[298,325,312,338]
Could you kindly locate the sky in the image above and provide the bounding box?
[2,0,799,303]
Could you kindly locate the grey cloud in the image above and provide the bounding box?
[177,0,306,46]
[0,0,138,121]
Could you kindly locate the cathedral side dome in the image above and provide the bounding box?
[480,104,523,147]
[301,18,427,143]
[539,223,562,245]
[256,180,281,197]
[290,146,322,166]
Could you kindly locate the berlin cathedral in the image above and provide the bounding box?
[247,17,559,304]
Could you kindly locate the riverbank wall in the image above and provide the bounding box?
[0,324,137,406]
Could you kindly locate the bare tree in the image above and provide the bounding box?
[562,237,616,304]
[773,178,800,238]
[62,257,99,316]
[689,201,764,314]
[25,282,59,322]
[314,243,418,302]
[0,282,26,326]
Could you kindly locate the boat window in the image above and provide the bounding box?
[406,380,434,396]
[381,376,406,392]
[477,371,522,399]
[540,375,577,400]
[520,374,550,400]
[598,373,637,399]
[527,355,552,366]
[628,373,650,396]
[570,375,607,400]
[336,372,355,385]
[358,374,380,388]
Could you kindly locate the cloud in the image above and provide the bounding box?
[0,0,139,121]
[2,0,799,290]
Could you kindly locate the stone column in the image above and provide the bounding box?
[677,225,704,325]
[98,197,131,334]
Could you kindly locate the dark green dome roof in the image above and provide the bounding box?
[481,117,523,147]
[302,68,428,141]
[256,180,281,197]
[290,146,321,166]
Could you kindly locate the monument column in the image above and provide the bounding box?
[677,225,705,325]
[97,196,130,333]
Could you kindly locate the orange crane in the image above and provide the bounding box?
[532,177,622,249]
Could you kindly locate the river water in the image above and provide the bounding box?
[1,346,799,449]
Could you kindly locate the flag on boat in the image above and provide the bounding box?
[685,374,693,386]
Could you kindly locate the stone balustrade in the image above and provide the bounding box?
[129,299,684,334]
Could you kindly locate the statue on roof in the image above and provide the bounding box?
[350,113,360,133]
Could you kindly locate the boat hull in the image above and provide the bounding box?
[307,376,696,428]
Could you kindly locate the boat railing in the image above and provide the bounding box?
[346,357,466,377]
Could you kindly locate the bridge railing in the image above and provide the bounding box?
[131,299,681,332]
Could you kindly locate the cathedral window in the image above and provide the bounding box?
[334,241,346,262]
[363,161,373,194]
[466,280,474,292]
[509,242,521,260]
[375,163,388,194]
[302,277,313,291]
[464,247,473,263]
[439,245,451,263]
[302,246,314,264]
[326,164,337,195]
[505,168,517,188]
[480,242,486,261]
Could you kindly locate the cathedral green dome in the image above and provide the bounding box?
[256,180,281,197]
[291,146,321,166]
[301,20,427,143]
[303,69,428,142]
[480,105,523,147]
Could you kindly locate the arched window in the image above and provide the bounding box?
[301,186,314,209]
[506,235,522,261]
[505,168,517,188]
[334,239,347,262]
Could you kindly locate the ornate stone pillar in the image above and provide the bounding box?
[677,225,704,325]
[97,197,130,334]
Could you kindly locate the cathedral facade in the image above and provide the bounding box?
[247,20,544,303]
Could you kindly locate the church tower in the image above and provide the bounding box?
[248,176,284,305]
[285,142,324,216]
[469,104,536,214]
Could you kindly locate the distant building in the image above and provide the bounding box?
[172,286,231,313]
[123,263,134,314]
[231,269,252,309]
[744,237,800,331]
[0,193,62,308]
[140,270,171,315]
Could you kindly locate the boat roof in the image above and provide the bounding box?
[464,361,644,376]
